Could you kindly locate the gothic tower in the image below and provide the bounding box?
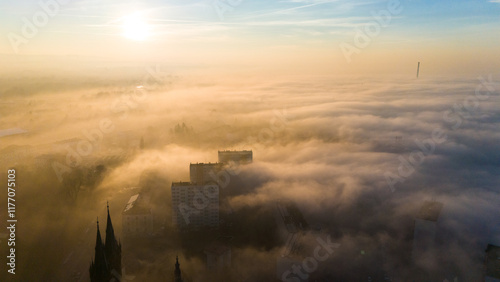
[89,204,122,282]
[89,219,109,282]
[174,256,184,282]
[105,202,122,277]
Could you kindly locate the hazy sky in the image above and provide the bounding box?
[1,0,500,75]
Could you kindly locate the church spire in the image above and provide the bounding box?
[106,201,113,233]
[105,202,121,277]
[90,217,109,282]
[174,256,183,282]
[95,218,106,254]
[95,217,103,248]
[90,204,122,282]
[105,201,117,247]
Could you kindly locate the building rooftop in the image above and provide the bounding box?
[172,182,194,187]
[416,201,444,222]
[54,137,82,145]
[190,162,222,166]
[123,194,150,215]
[0,128,28,138]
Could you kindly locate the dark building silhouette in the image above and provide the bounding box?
[89,219,108,282]
[174,256,184,282]
[484,244,500,281]
[89,203,122,282]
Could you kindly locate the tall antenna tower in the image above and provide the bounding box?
[416,62,420,78]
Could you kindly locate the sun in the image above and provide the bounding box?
[122,13,151,41]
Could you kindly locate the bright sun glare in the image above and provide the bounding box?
[122,13,150,41]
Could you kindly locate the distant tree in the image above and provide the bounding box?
[172,122,194,136]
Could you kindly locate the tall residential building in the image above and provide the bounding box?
[218,150,253,165]
[89,204,122,282]
[189,162,224,185]
[171,182,219,229]
[412,201,443,262]
[122,194,154,237]
[484,244,500,282]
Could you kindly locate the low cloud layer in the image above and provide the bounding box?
[1,69,499,281]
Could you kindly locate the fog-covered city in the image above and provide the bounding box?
[1,0,500,281]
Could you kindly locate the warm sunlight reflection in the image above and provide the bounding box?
[122,13,151,41]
